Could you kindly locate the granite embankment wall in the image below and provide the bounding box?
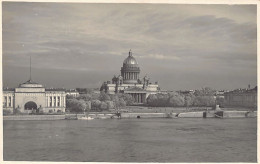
[3,111,257,120]
[121,111,257,119]
[176,111,257,118]
[223,111,257,118]
[121,113,168,118]
[3,115,65,120]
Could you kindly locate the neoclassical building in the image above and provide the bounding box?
[100,50,162,104]
[224,86,257,108]
[3,79,66,114]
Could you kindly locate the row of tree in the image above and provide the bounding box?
[66,92,134,113]
[66,87,224,113]
[147,87,224,107]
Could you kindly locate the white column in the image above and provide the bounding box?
[46,96,48,107]
[48,96,50,107]
[52,96,54,107]
[56,96,58,107]
[63,96,66,107]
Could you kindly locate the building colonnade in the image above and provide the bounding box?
[3,95,13,108]
[129,93,146,103]
[46,95,66,107]
[123,72,139,80]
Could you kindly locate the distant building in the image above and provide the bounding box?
[215,90,226,98]
[100,50,163,104]
[3,79,66,114]
[224,86,257,108]
[66,89,79,97]
[177,90,195,95]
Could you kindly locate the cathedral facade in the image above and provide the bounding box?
[3,79,66,114]
[100,50,162,104]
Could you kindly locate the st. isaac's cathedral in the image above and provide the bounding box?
[100,50,164,104]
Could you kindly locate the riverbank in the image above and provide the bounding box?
[3,110,257,120]
[3,115,65,121]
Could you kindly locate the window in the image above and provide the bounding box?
[54,97,56,106]
[8,96,11,107]
[50,97,52,107]
[57,97,60,107]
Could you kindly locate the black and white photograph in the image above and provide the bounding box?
[2,0,258,163]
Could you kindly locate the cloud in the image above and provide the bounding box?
[139,53,180,60]
[2,2,257,90]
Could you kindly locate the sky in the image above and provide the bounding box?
[2,2,257,91]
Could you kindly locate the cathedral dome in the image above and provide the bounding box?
[121,50,140,84]
[123,50,138,65]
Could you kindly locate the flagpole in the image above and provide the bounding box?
[30,56,31,81]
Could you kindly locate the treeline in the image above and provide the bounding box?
[66,87,225,113]
[66,92,134,113]
[147,87,224,107]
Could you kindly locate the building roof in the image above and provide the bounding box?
[123,50,138,65]
[21,79,39,85]
[46,88,66,91]
[19,79,44,88]
[225,86,257,94]
[65,89,79,93]
[3,88,15,91]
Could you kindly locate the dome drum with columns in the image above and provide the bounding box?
[100,50,163,104]
[121,50,140,84]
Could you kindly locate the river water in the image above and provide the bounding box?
[3,118,257,162]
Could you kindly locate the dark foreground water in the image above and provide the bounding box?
[4,118,257,162]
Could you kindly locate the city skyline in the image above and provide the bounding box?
[2,2,257,91]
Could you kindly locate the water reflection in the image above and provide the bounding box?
[4,118,257,162]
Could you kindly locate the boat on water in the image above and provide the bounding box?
[96,116,108,119]
[77,109,94,120]
[78,116,94,120]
